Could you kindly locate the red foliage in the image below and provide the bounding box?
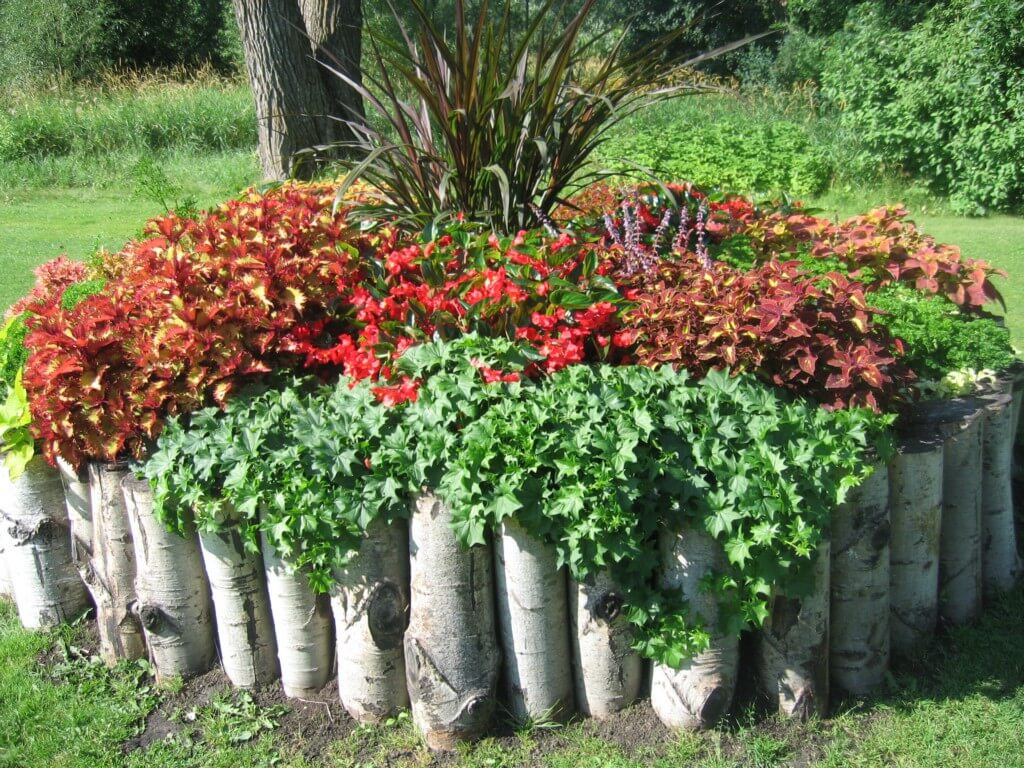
[5,256,88,320]
[23,185,370,468]
[735,205,1005,310]
[619,254,915,411]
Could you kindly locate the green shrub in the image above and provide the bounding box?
[598,110,832,196]
[817,0,1024,214]
[0,315,29,399]
[869,285,1015,381]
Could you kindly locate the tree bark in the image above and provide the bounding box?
[233,0,363,181]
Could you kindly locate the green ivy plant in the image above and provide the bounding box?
[143,335,892,666]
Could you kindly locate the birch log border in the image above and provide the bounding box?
[1,455,89,629]
[980,392,1022,596]
[332,517,410,722]
[495,516,575,723]
[651,524,738,730]
[86,462,146,665]
[199,526,280,688]
[757,541,830,720]
[122,475,216,681]
[0,463,12,597]
[260,515,334,698]
[569,570,643,719]
[406,491,500,751]
[930,399,985,624]
[57,457,92,573]
[830,463,890,696]
[888,429,944,658]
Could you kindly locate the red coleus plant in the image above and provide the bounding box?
[735,205,1005,310]
[23,185,373,468]
[5,256,88,320]
[619,253,915,411]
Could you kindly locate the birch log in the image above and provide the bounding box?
[757,542,830,720]
[569,570,643,718]
[495,517,574,723]
[888,432,943,657]
[122,475,215,681]
[1,456,89,628]
[332,517,409,721]
[86,462,146,665]
[831,464,890,695]
[981,393,1022,596]
[651,525,738,730]
[57,457,92,571]
[0,463,12,597]
[933,399,985,624]
[260,521,334,698]
[199,527,279,688]
[405,492,500,750]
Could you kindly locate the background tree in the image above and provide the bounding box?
[232,0,363,180]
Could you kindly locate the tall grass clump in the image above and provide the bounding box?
[0,71,255,162]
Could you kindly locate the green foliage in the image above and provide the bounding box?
[598,110,831,196]
[0,0,112,90]
[817,0,1024,214]
[869,285,1016,382]
[0,315,29,395]
[60,280,107,311]
[145,335,890,666]
[0,78,255,162]
[338,0,730,229]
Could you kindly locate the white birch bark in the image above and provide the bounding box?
[936,400,985,624]
[757,541,830,720]
[888,434,943,657]
[199,526,279,688]
[260,516,334,698]
[332,517,409,721]
[568,570,642,719]
[981,393,1022,596]
[57,457,92,571]
[85,462,146,665]
[122,475,215,682]
[1,456,89,628]
[830,463,890,696]
[405,491,500,751]
[651,525,738,730]
[0,462,12,597]
[495,516,575,723]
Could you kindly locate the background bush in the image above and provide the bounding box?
[813,0,1024,214]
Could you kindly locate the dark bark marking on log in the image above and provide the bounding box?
[139,604,163,632]
[367,581,407,650]
[243,595,259,650]
[595,591,623,623]
[768,596,802,638]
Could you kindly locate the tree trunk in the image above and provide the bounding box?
[332,517,410,722]
[260,517,334,698]
[494,517,575,723]
[1,456,89,629]
[122,475,216,682]
[199,527,280,688]
[233,0,340,180]
[0,463,12,598]
[405,491,500,751]
[650,524,738,731]
[830,463,890,696]
[981,393,1022,596]
[568,570,642,719]
[85,462,146,665]
[298,0,364,123]
[757,542,830,720]
[888,432,943,657]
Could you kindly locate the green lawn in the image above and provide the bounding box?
[3,586,1024,768]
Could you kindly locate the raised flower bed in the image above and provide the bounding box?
[0,178,1019,749]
